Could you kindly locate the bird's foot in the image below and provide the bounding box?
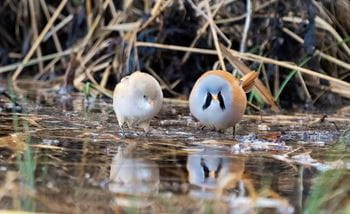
[118,123,126,138]
[139,122,151,138]
[232,126,237,140]
[120,127,126,138]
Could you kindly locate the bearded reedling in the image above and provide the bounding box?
[113,71,163,136]
[189,70,258,135]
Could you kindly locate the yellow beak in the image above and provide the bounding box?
[148,100,154,106]
[209,170,216,178]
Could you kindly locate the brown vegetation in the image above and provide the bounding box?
[0,0,350,110]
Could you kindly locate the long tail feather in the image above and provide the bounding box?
[241,71,259,92]
[220,43,280,112]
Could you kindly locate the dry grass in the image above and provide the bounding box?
[0,0,349,110]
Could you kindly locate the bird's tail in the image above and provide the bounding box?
[240,72,259,92]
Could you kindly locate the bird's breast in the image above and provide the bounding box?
[190,85,247,130]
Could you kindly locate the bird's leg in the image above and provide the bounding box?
[117,117,126,138]
[139,122,151,137]
[120,126,125,138]
[233,125,236,139]
[126,121,132,129]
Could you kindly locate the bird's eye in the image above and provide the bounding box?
[143,95,147,99]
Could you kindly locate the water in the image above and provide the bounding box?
[0,81,349,213]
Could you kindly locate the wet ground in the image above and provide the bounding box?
[0,81,349,213]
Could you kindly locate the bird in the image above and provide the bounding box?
[113,71,163,136]
[109,145,160,196]
[186,145,245,190]
[189,70,258,135]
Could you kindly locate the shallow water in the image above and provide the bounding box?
[0,81,349,213]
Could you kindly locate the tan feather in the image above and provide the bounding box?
[240,71,259,92]
[219,44,280,113]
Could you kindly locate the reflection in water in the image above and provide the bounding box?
[109,145,159,209]
[187,146,245,198]
[17,145,37,212]
[186,147,295,213]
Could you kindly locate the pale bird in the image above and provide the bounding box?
[109,145,159,208]
[189,70,258,134]
[113,71,163,136]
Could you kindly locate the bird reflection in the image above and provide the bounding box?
[186,146,245,198]
[109,145,159,208]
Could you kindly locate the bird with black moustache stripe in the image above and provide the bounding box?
[189,70,258,135]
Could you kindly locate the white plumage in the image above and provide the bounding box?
[113,71,163,134]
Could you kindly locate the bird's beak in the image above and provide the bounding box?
[209,170,216,178]
[148,100,154,106]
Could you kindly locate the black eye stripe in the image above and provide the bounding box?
[217,91,226,110]
[200,158,210,178]
[202,92,212,110]
[215,158,223,178]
